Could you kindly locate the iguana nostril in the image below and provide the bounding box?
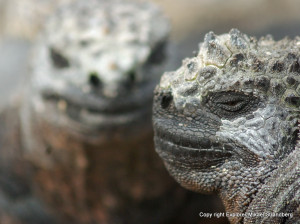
[124,71,136,87]
[161,92,173,109]
[89,72,101,87]
[128,71,136,83]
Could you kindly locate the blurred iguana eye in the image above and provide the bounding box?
[50,48,70,69]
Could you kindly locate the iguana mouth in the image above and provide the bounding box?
[154,126,263,168]
[42,92,149,116]
[154,128,233,169]
[37,80,156,129]
[41,79,155,113]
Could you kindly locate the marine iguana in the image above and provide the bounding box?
[153,29,300,224]
[0,0,218,223]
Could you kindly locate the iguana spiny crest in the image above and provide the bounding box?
[153,29,299,223]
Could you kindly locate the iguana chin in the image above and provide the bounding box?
[0,0,209,223]
[153,28,300,223]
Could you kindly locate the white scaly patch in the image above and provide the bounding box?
[31,0,170,97]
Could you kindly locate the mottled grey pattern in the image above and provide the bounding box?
[22,0,170,167]
[153,29,300,223]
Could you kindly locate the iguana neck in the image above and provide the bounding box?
[219,164,275,223]
[244,146,300,223]
[219,121,299,224]
[20,101,185,223]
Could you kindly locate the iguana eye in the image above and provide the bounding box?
[217,99,247,112]
[50,48,70,69]
[221,100,242,107]
[205,91,259,118]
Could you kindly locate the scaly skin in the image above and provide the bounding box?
[0,0,214,223]
[153,29,300,224]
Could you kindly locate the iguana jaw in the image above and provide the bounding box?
[153,89,233,174]
[31,79,155,133]
[154,136,233,168]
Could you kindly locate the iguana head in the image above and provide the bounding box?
[27,0,169,141]
[153,29,300,196]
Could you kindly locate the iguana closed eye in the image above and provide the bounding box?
[153,29,300,224]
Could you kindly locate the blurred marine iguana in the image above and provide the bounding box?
[0,0,221,223]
